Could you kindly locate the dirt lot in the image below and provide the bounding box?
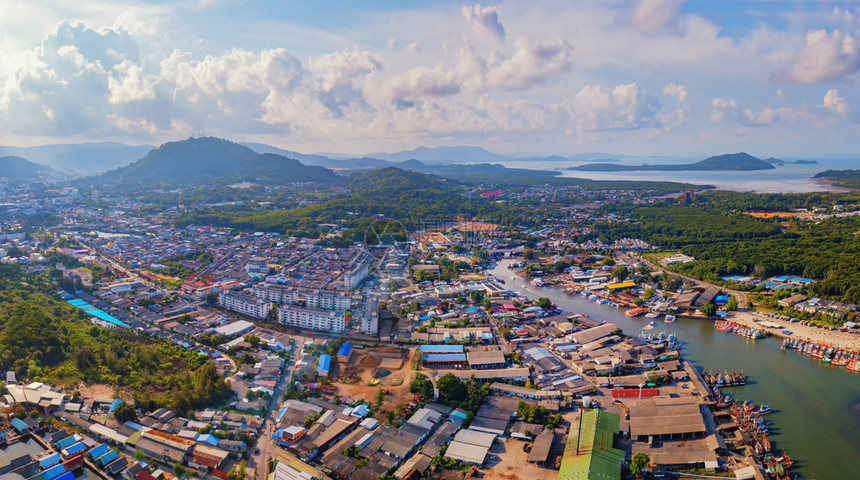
[481,438,560,480]
[333,347,417,410]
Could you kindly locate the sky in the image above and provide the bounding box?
[1,0,860,158]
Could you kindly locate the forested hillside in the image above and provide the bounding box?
[600,192,860,303]
[0,264,229,412]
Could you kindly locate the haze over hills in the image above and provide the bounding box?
[0,142,154,176]
[92,137,339,188]
[0,155,57,180]
[571,152,776,172]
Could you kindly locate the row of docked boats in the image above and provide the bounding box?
[727,400,793,479]
[714,320,768,340]
[780,338,860,371]
[637,330,679,350]
[704,369,746,388]
[625,307,649,317]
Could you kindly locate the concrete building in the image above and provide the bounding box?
[218,290,272,319]
[277,304,345,333]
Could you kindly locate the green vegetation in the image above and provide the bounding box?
[814,169,860,189]
[573,152,775,172]
[602,197,860,304]
[94,137,339,189]
[0,267,229,412]
[631,452,650,476]
[0,155,55,179]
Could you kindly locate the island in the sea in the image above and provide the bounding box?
[570,152,776,171]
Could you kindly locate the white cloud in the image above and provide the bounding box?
[823,88,849,115]
[108,59,154,104]
[462,4,505,41]
[568,83,661,131]
[629,0,685,35]
[773,29,859,83]
[663,83,688,102]
[710,98,738,122]
[486,36,571,90]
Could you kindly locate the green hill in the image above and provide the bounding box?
[95,137,339,187]
[0,155,55,179]
[571,152,776,172]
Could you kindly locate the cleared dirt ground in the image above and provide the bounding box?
[481,438,560,480]
[332,347,417,410]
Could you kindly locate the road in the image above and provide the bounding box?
[625,252,748,310]
[252,338,305,480]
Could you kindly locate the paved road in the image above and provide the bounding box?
[626,252,748,309]
[253,339,304,480]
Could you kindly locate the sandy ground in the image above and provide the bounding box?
[75,383,117,399]
[332,348,417,411]
[727,310,860,350]
[481,438,559,480]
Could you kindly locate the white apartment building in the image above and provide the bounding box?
[253,283,298,304]
[344,260,369,289]
[277,304,345,333]
[305,290,351,311]
[219,290,273,319]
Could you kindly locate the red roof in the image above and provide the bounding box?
[137,472,158,480]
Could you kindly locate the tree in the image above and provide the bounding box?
[173,462,188,479]
[205,292,218,306]
[523,249,535,260]
[700,303,717,316]
[535,297,552,310]
[726,296,739,311]
[376,387,385,408]
[246,335,261,349]
[631,452,650,476]
[610,265,629,281]
[437,373,466,402]
[634,298,645,307]
[227,460,247,480]
[482,298,492,310]
[642,288,655,301]
[470,289,484,304]
[113,402,138,423]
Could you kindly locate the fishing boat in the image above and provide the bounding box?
[664,314,676,323]
[759,404,772,414]
[625,307,648,317]
[645,312,659,319]
[762,436,772,453]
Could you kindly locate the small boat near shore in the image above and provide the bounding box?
[626,307,648,317]
[664,314,676,323]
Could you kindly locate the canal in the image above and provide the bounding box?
[489,261,860,480]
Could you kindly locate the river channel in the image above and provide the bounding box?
[488,260,860,480]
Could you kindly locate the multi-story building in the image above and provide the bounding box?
[277,304,345,333]
[245,256,269,277]
[253,283,298,305]
[344,253,370,289]
[305,290,351,311]
[219,290,272,319]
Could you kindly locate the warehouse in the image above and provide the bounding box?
[466,349,506,369]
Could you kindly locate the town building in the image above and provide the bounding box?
[218,290,272,319]
[277,304,345,333]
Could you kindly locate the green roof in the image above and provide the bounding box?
[557,409,624,480]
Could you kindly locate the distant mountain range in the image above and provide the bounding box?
[0,142,154,176]
[0,155,57,180]
[570,153,776,172]
[93,137,339,187]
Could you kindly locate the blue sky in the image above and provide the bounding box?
[1,0,859,157]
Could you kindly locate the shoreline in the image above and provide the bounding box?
[504,266,860,353]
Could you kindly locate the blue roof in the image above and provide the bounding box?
[464,307,481,312]
[88,443,109,459]
[423,353,467,362]
[337,342,353,358]
[44,464,68,480]
[318,354,331,371]
[63,441,86,456]
[38,452,61,469]
[96,449,119,466]
[198,433,220,446]
[109,398,123,413]
[10,418,28,432]
[55,472,75,480]
[55,435,77,449]
[419,345,464,353]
